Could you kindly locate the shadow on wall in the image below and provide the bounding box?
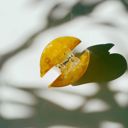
[1,82,128,128]
[0,0,128,128]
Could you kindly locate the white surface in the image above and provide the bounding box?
[0,0,128,120]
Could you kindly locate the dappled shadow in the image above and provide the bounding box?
[0,0,128,128]
[0,0,103,68]
[0,83,128,128]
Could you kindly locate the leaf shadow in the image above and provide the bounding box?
[0,0,128,128]
[1,83,128,128]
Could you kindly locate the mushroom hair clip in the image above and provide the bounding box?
[40,36,127,88]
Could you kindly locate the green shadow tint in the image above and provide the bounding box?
[73,43,127,85]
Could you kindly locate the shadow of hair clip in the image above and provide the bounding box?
[73,43,127,86]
